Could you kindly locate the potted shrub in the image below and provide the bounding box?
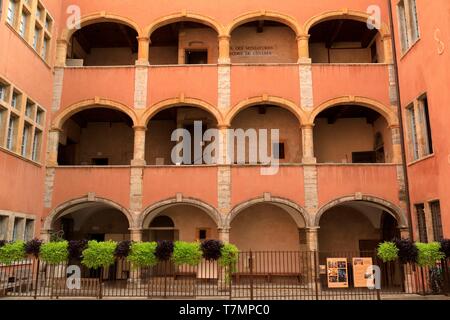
[155,241,174,261]
[218,243,239,286]
[201,240,223,261]
[439,239,450,258]
[394,238,418,264]
[40,241,69,279]
[0,241,26,265]
[127,242,158,268]
[172,241,202,267]
[81,241,117,271]
[25,239,42,259]
[115,240,132,259]
[377,241,399,263]
[416,242,446,294]
[68,240,88,261]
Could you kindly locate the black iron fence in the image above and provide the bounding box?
[1,251,448,300]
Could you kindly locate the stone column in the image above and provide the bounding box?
[40,229,52,242]
[399,227,410,240]
[130,229,143,242]
[297,35,310,60]
[137,37,150,64]
[131,126,147,166]
[218,228,230,244]
[302,124,316,164]
[305,227,320,290]
[305,227,319,252]
[218,35,231,64]
[390,125,402,164]
[46,129,61,166]
[55,39,68,67]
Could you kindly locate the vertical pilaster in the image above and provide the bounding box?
[302,124,316,164]
[130,228,143,242]
[218,65,231,114]
[46,129,60,166]
[390,125,402,164]
[299,58,314,111]
[55,39,68,67]
[218,35,231,64]
[131,126,147,166]
[303,165,319,225]
[218,228,230,244]
[305,227,319,251]
[134,63,149,110]
[217,165,232,217]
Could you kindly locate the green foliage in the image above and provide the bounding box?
[40,241,68,265]
[377,241,399,262]
[218,243,239,267]
[127,242,158,267]
[0,241,26,265]
[172,241,202,266]
[416,242,445,267]
[81,241,117,269]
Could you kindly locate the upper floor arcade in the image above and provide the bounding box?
[55,8,393,67]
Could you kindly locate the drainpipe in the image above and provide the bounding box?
[387,0,414,238]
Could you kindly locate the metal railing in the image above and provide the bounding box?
[1,251,448,300]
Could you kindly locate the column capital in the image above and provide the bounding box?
[49,127,63,133]
[218,35,231,41]
[137,36,150,42]
[56,39,69,45]
[388,124,401,129]
[133,125,147,131]
[305,227,320,232]
[301,123,315,129]
[296,34,310,41]
[218,124,231,130]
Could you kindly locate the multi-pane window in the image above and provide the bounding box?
[5,0,53,62]
[0,77,45,162]
[397,0,421,53]
[12,217,23,241]
[7,0,17,26]
[430,201,443,241]
[418,95,433,156]
[407,105,419,160]
[0,215,8,240]
[24,219,34,241]
[0,83,7,101]
[6,115,17,151]
[415,204,428,243]
[0,213,35,241]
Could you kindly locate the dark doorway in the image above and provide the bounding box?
[185,50,208,64]
[88,234,105,241]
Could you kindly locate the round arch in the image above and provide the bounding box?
[314,194,408,228]
[60,12,142,42]
[138,197,223,229]
[43,196,135,231]
[303,9,390,38]
[52,98,139,130]
[140,97,224,127]
[309,96,398,127]
[227,196,311,228]
[225,95,309,127]
[144,12,224,38]
[225,11,302,37]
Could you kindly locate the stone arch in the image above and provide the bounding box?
[52,98,139,130]
[60,12,142,42]
[43,196,135,231]
[310,96,398,127]
[139,197,223,229]
[140,97,224,127]
[226,196,311,228]
[303,9,390,38]
[144,12,224,38]
[225,95,309,127]
[314,194,408,228]
[225,11,302,37]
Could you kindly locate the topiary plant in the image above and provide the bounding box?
[416,242,445,267]
[115,240,132,259]
[172,241,202,266]
[81,241,117,270]
[394,238,418,264]
[439,239,450,258]
[40,241,68,265]
[377,241,399,263]
[155,241,174,261]
[0,241,26,265]
[68,240,88,260]
[25,239,43,258]
[218,243,239,268]
[201,240,223,261]
[127,242,158,267]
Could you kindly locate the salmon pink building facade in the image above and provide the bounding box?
[0,0,448,255]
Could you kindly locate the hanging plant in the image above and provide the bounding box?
[394,238,418,264]
[155,241,174,261]
[172,241,202,266]
[0,241,26,265]
[416,242,445,267]
[115,240,132,259]
[127,242,158,267]
[81,241,117,270]
[25,239,43,258]
[377,241,399,263]
[68,240,88,260]
[40,241,68,265]
[201,240,223,261]
[218,243,239,268]
[0,240,7,248]
[439,239,450,258]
